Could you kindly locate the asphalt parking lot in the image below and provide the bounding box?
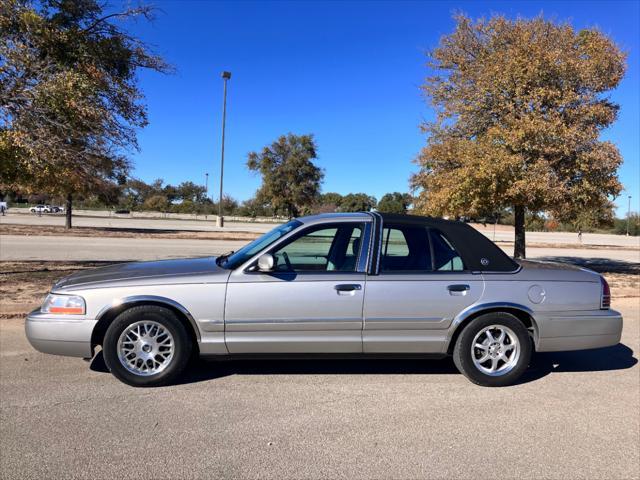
[1,214,639,479]
[1,298,638,479]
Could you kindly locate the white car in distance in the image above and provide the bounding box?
[29,205,51,214]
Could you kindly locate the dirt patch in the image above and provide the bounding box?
[0,261,119,318]
[0,224,260,241]
[605,273,640,299]
[1,260,637,320]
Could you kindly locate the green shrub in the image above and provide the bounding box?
[142,195,169,211]
[613,214,639,236]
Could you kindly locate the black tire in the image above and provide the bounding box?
[452,312,532,387]
[103,305,192,387]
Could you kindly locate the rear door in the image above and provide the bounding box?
[363,224,484,353]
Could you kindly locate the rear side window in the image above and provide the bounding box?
[381,225,431,271]
[384,228,410,257]
[430,230,465,271]
[379,225,466,273]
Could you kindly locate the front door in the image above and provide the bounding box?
[363,224,484,353]
[225,221,369,353]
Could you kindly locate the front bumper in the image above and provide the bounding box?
[25,309,97,358]
[536,308,623,352]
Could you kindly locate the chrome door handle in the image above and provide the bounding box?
[447,284,470,296]
[334,284,362,292]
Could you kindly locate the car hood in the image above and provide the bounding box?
[53,257,230,291]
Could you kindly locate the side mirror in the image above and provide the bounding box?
[257,253,275,272]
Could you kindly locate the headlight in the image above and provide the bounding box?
[41,294,86,315]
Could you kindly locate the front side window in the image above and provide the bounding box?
[270,223,364,272]
[221,220,302,269]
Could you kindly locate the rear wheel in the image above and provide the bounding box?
[453,312,532,387]
[103,305,192,387]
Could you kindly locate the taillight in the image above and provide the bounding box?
[600,276,611,309]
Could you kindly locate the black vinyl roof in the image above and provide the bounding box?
[376,213,519,273]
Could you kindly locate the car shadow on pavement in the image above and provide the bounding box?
[516,343,637,385]
[534,256,639,275]
[89,343,637,387]
[89,351,461,381]
[179,356,461,384]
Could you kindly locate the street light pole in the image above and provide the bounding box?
[205,172,209,199]
[627,195,632,236]
[217,71,231,227]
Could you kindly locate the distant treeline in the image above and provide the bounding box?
[3,179,412,216]
[5,182,637,235]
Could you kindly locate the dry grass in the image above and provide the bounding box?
[0,224,259,241]
[604,273,640,299]
[0,261,116,318]
[1,260,637,320]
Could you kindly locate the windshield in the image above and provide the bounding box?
[220,220,302,269]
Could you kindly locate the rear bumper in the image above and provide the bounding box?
[25,310,97,358]
[536,309,623,352]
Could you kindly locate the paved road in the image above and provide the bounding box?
[3,212,639,248]
[2,234,639,263]
[0,234,249,261]
[1,298,638,479]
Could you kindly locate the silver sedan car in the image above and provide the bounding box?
[26,212,623,387]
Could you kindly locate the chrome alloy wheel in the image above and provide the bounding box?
[117,321,174,376]
[471,325,520,376]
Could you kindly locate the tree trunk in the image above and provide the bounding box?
[514,204,526,259]
[65,193,72,229]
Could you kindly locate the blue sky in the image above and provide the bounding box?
[123,0,639,216]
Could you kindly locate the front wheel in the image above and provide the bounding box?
[453,312,532,387]
[103,305,192,387]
